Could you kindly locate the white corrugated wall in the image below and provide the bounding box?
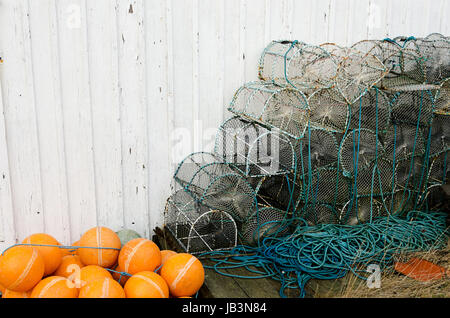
[0,0,449,250]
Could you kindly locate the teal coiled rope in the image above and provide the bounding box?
[199,211,448,298]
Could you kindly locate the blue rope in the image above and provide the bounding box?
[199,211,448,298]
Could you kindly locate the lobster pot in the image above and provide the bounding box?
[389,89,435,127]
[347,88,391,134]
[228,81,309,139]
[339,128,384,176]
[298,202,340,226]
[332,45,388,104]
[307,88,350,133]
[173,152,258,223]
[428,113,450,156]
[427,151,449,186]
[383,123,426,162]
[383,189,416,216]
[214,116,295,177]
[340,196,385,225]
[165,190,237,254]
[300,167,351,207]
[258,41,387,104]
[293,127,339,174]
[434,78,449,116]
[240,206,290,246]
[394,155,429,192]
[257,173,303,212]
[352,158,395,197]
[258,40,336,94]
[352,36,447,90]
[405,34,450,85]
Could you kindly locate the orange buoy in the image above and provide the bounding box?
[118,238,161,275]
[78,277,125,298]
[22,233,63,276]
[0,246,45,292]
[124,271,169,298]
[160,253,204,297]
[79,265,113,288]
[78,227,121,268]
[30,276,79,298]
[2,289,30,298]
[157,250,177,274]
[54,255,84,278]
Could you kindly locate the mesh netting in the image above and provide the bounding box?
[300,166,351,206]
[228,81,309,139]
[240,206,290,246]
[307,88,349,132]
[340,196,385,225]
[339,128,384,175]
[173,152,257,222]
[300,203,341,226]
[258,40,388,104]
[214,116,295,176]
[165,189,237,254]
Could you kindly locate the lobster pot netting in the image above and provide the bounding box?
[389,90,435,127]
[165,189,237,254]
[214,116,295,177]
[339,128,384,176]
[427,151,449,187]
[258,40,337,94]
[340,196,385,225]
[257,173,303,212]
[352,34,450,90]
[429,113,450,156]
[307,88,349,133]
[299,203,341,226]
[383,124,426,162]
[348,88,391,134]
[300,167,351,206]
[294,127,339,174]
[434,78,450,115]
[258,40,388,103]
[352,158,395,197]
[173,152,257,223]
[240,206,291,246]
[228,81,309,139]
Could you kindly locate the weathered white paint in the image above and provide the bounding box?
[0,0,448,251]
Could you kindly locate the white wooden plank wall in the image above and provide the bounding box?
[0,0,448,250]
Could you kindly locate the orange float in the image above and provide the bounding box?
[22,233,63,276]
[79,265,113,288]
[2,289,30,298]
[78,227,121,268]
[78,277,125,298]
[160,253,204,297]
[118,238,161,275]
[30,276,79,298]
[158,250,177,274]
[124,271,169,298]
[54,255,84,279]
[0,246,45,292]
